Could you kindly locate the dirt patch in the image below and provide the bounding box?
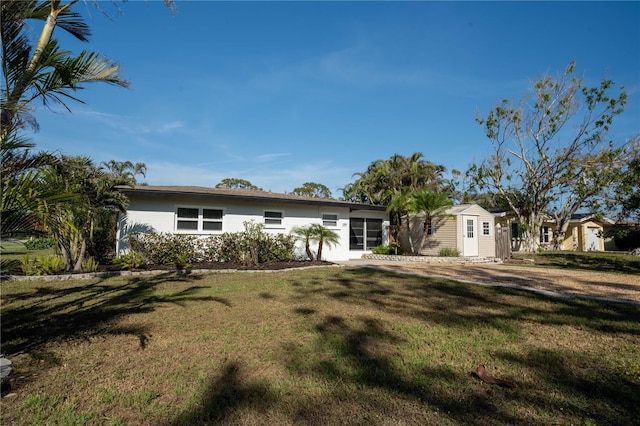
[373,263,640,304]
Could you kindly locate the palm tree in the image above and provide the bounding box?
[100,160,147,184]
[1,0,131,251]
[408,189,453,252]
[47,155,132,270]
[309,224,340,261]
[1,0,130,139]
[291,225,316,260]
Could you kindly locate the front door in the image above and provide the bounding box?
[587,227,600,251]
[462,215,479,256]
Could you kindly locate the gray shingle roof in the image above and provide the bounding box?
[116,185,387,211]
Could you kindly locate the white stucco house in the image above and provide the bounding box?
[115,186,389,261]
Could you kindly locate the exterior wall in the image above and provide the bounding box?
[467,205,496,258]
[401,204,496,257]
[117,194,388,261]
[414,216,457,256]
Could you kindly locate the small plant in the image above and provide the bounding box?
[38,255,65,274]
[81,257,99,272]
[173,253,191,269]
[112,252,146,270]
[438,247,460,257]
[371,244,401,255]
[20,254,38,275]
[21,254,65,275]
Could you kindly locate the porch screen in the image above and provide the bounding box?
[350,218,382,250]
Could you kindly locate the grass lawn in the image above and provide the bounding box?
[1,240,54,262]
[512,250,640,274]
[1,267,639,425]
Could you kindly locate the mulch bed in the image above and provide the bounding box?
[6,260,334,277]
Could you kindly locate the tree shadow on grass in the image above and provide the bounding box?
[280,314,524,425]
[1,273,232,357]
[170,361,279,426]
[496,347,640,424]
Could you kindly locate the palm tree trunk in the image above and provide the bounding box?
[305,241,314,261]
[317,239,324,261]
[73,238,86,271]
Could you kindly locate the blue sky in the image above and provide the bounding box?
[33,1,639,196]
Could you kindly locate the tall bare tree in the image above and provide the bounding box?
[470,62,632,252]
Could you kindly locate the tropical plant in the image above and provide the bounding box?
[112,251,146,271]
[292,224,340,261]
[408,189,453,252]
[291,225,316,261]
[310,224,340,261]
[1,0,130,139]
[100,160,147,184]
[45,155,133,270]
[1,0,131,262]
[342,152,448,205]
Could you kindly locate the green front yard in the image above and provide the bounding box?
[1,267,638,425]
[512,250,640,274]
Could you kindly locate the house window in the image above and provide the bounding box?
[202,209,223,231]
[176,207,223,232]
[482,221,491,236]
[540,226,550,244]
[466,219,475,238]
[322,213,338,227]
[350,218,383,250]
[264,211,283,226]
[177,207,199,231]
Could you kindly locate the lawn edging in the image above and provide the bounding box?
[4,263,343,282]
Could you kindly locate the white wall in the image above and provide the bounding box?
[117,194,388,261]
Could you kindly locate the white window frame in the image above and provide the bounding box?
[175,206,224,233]
[264,210,284,227]
[322,213,338,228]
[540,226,550,244]
[482,221,491,236]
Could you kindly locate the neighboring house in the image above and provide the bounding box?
[492,210,613,252]
[115,186,389,261]
[400,204,496,257]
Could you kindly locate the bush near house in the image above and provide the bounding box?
[438,247,461,257]
[125,222,296,268]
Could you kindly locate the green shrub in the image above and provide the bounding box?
[112,252,147,270]
[24,237,56,251]
[81,257,99,272]
[173,253,191,269]
[209,221,296,264]
[128,233,202,265]
[438,247,460,257]
[126,223,296,267]
[371,244,401,255]
[21,254,65,275]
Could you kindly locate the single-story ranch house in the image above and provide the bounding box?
[115,186,389,261]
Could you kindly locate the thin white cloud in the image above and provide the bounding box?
[255,153,290,162]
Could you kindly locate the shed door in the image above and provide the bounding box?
[587,227,600,251]
[462,215,479,256]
